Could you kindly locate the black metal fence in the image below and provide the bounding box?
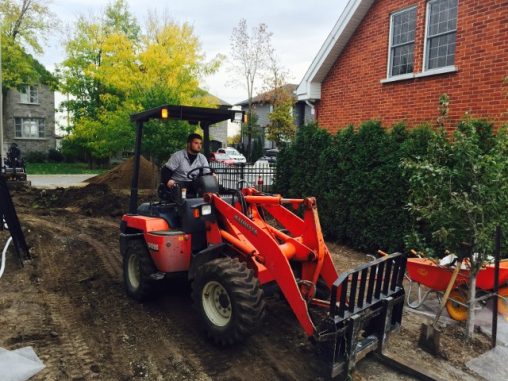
[210,162,276,193]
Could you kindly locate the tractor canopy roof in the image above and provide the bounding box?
[130,104,244,125]
[128,104,244,213]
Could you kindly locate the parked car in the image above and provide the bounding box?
[259,148,279,164]
[217,147,246,164]
[209,151,236,165]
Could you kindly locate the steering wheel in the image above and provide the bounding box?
[187,166,213,180]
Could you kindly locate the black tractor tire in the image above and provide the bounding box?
[192,257,265,345]
[123,239,157,302]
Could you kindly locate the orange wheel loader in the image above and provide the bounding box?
[120,105,407,379]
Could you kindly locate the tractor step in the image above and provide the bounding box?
[315,252,407,379]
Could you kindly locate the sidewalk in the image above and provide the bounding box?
[28,174,97,189]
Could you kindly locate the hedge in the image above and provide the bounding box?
[275,119,507,255]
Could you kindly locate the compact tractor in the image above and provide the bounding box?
[120,105,407,379]
[1,143,29,186]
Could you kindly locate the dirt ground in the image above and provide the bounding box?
[0,185,492,381]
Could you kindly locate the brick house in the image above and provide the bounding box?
[3,84,56,154]
[297,0,508,134]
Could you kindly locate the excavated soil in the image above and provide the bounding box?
[87,156,159,190]
[0,185,492,380]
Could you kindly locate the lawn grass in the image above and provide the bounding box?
[26,162,109,175]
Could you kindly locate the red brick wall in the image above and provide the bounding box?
[316,0,508,133]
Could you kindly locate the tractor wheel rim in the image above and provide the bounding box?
[202,281,232,327]
[128,254,140,289]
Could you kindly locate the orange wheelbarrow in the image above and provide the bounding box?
[405,257,508,320]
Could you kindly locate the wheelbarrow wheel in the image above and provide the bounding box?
[498,287,508,317]
[446,289,468,321]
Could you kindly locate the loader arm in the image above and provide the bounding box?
[208,192,333,336]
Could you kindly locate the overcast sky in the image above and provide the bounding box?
[40,0,349,105]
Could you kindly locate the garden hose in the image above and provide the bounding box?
[0,236,13,280]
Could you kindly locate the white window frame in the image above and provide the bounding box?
[422,0,458,72]
[386,5,417,79]
[14,118,45,139]
[19,85,39,104]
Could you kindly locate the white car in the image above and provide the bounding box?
[217,147,246,164]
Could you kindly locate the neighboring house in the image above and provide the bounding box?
[3,84,56,155]
[236,84,313,150]
[297,0,508,133]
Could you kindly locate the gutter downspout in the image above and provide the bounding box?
[305,100,316,124]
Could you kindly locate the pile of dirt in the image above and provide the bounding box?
[31,183,128,217]
[87,156,159,189]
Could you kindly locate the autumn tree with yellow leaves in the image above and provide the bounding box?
[0,0,58,90]
[60,1,222,163]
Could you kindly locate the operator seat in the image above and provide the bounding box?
[194,174,219,195]
[137,201,180,228]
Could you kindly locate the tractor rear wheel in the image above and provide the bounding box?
[123,239,157,302]
[192,257,265,345]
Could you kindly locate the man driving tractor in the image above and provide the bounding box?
[161,133,211,197]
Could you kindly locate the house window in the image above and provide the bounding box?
[19,86,39,104]
[388,6,417,77]
[14,118,45,138]
[425,0,457,70]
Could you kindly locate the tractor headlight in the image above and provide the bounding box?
[201,204,212,216]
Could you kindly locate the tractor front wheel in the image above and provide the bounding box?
[192,257,265,345]
[123,239,157,302]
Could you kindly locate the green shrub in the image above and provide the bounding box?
[288,123,332,198]
[275,123,329,196]
[275,117,504,255]
[251,138,263,163]
[404,121,508,261]
[339,122,409,251]
[60,136,87,162]
[274,142,293,194]
[48,148,64,162]
[24,150,48,163]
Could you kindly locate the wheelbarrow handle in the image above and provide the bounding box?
[433,260,462,327]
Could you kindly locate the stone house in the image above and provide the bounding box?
[3,84,56,154]
[297,0,508,133]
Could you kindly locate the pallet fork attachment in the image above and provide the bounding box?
[314,252,406,379]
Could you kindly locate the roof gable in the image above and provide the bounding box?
[296,0,375,101]
[235,84,298,106]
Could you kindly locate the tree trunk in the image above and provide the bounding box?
[466,272,477,339]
